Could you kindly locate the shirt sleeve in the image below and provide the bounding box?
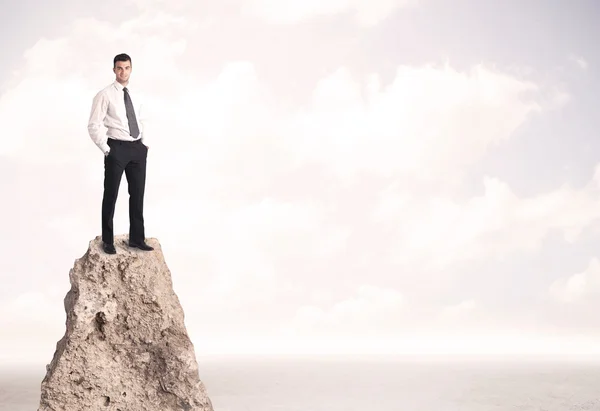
[87,91,110,153]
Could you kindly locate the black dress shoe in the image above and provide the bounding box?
[103,242,116,254]
[128,241,154,251]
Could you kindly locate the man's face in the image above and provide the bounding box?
[113,60,132,84]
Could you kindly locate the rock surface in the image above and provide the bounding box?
[38,235,214,411]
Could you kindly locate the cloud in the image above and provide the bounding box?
[378,171,600,269]
[1,17,565,280]
[282,285,404,337]
[127,0,417,26]
[241,0,417,26]
[439,299,476,320]
[2,5,597,357]
[569,54,589,70]
[0,288,66,364]
[549,257,600,304]
[144,60,548,193]
[283,63,544,181]
[279,289,542,343]
[0,12,550,186]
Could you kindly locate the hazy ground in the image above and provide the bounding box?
[3,356,600,411]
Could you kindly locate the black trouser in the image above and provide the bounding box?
[101,138,148,245]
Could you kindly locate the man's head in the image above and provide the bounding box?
[113,53,132,85]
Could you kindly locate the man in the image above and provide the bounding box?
[88,53,154,254]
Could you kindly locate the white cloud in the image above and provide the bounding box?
[150,195,352,338]
[549,257,600,304]
[440,299,476,319]
[2,5,598,358]
[283,63,543,181]
[1,15,549,186]
[1,18,567,277]
[191,332,600,357]
[0,288,66,364]
[241,0,417,26]
[569,54,588,70]
[379,172,600,269]
[127,0,417,27]
[371,181,412,222]
[282,285,404,337]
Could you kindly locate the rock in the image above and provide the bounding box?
[38,235,214,411]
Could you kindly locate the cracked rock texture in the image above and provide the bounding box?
[38,235,214,411]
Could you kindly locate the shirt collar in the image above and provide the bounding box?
[113,81,129,91]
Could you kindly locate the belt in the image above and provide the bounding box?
[107,138,142,145]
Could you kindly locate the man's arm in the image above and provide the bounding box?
[139,101,149,148]
[87,92,110,154]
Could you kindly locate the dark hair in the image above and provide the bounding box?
[113,53,131,67]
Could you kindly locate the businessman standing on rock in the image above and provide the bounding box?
[87,53,154,254]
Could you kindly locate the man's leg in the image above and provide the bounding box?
[125,143,148,244]
[102,144,125,245]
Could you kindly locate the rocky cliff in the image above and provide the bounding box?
[38,235,213,411]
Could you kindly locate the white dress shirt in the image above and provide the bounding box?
[88,80,148,154]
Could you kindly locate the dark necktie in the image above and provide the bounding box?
[123,87,140,139]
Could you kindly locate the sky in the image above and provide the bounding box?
[2,0,600,365]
